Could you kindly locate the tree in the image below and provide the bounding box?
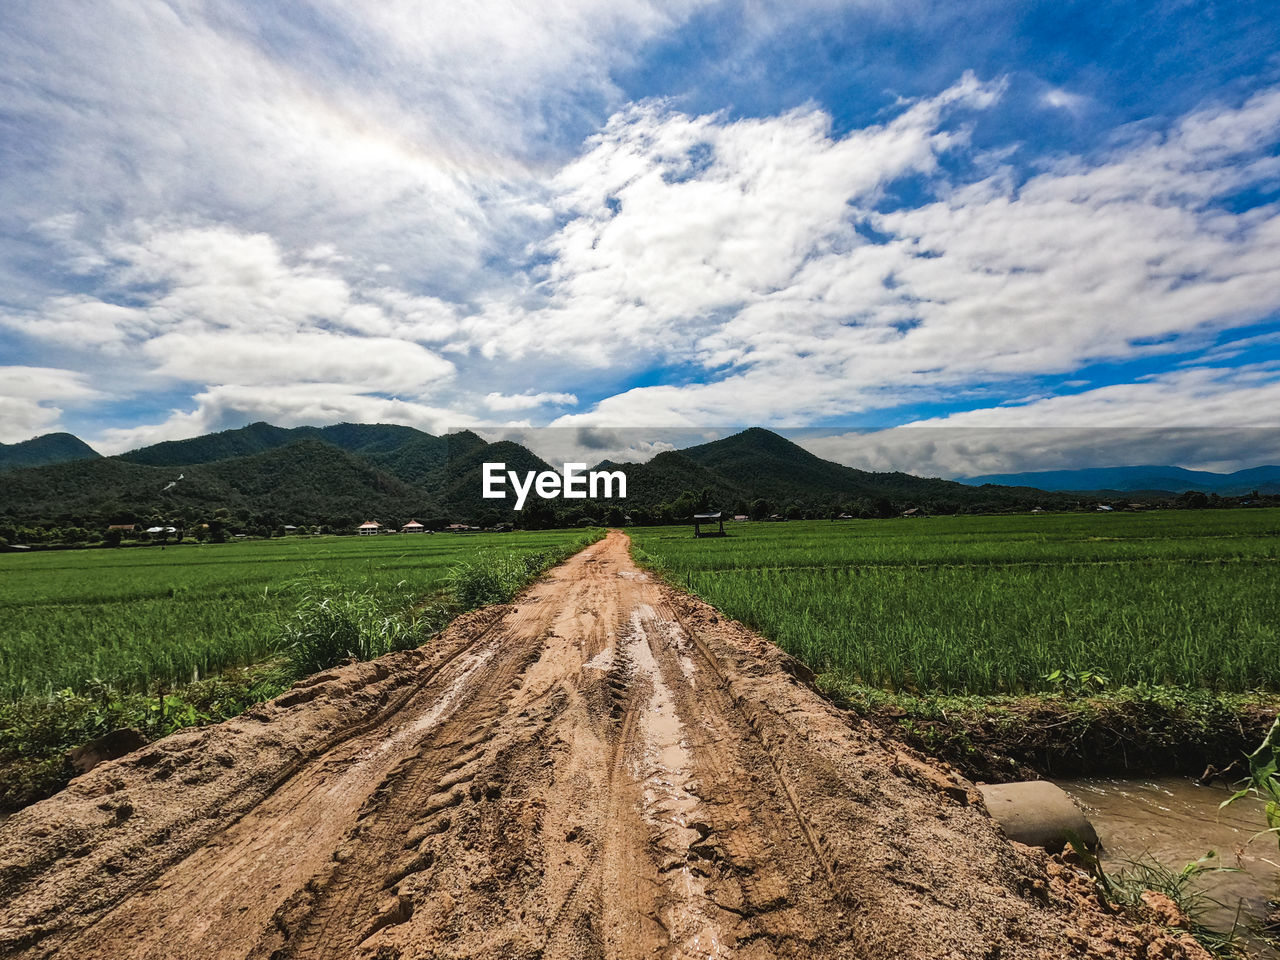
[670,491,699,522]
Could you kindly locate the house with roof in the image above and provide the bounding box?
[401,520,425,533]
[357,520,382,535]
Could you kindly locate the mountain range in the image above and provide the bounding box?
[1,423,1272,527]
[960,465,1280,496]
[0,423,1075,526]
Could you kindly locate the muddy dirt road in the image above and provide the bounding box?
[0,532,1207,959]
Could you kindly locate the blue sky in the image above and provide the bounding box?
[2,0,1279,475]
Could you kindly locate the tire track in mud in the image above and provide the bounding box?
[1,532,1205,960]
[48,617,517,960]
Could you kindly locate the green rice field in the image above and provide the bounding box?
[630,510,1280,694]
[0,530,593,700]
[4,511,1278,702]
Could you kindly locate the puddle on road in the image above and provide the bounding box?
[1057,777,1279,942]
[660,616,698,684]
[624,610,728,959]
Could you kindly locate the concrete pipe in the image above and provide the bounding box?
[978,781,1099,851]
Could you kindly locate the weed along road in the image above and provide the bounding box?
[0,532,1210,959]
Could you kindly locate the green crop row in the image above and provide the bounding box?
[0,529,599,700]
[630,510,1280,694]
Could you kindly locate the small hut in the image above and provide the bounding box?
[693,511,725,538]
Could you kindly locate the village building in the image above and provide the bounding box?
[401,520,425,533]
[357,520,382,535]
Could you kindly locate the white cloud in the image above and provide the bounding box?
[537,84,1280,426]
[1042,88,1087,112]
[4,224,456,393]
[143,332,453,394]
[0,367,101,443]
[93,383,478,456]
[3,2,1279,465]
[465,72,1004,364]
[483,391,579,411]
[0,0,711,306]
[801,365,1280,475]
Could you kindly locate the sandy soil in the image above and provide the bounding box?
[0,531,1211,959]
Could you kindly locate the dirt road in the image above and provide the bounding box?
[0,532,1208,959]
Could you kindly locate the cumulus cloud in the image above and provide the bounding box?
[1041,88,1087,112]
[538,83,1280,426]
[0,367,102,443]
[483,391,579,411]
[94,383,478,455]
[464,72,1005,364]
[2,2,1279,468]
[801,365,1280,475]
[0,1,710,300]
[4,223,456,394]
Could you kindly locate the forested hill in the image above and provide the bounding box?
[0,423,1155,529]
[0,433,100,473]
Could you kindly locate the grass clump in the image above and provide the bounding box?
[0,663,292,811]
[449,529,604,608]
[450,552,550,608]
[1070,844,1247,958]
[276,583,429,676]
[275,529,605,677]
[1221,714,1280,854]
